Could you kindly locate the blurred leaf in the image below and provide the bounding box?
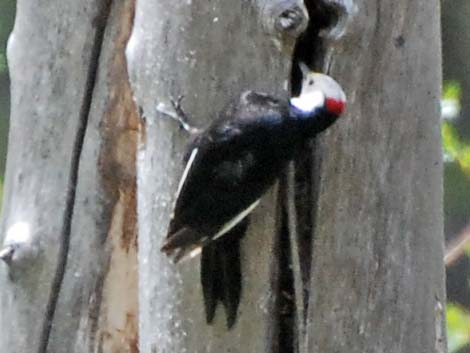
[442,121,470,178]
[442,121,461,160]
[447,303,470,353]
[460,146,470,174]
[444,81,462,101]
[0,53,5,73]
[442,81,462,120]
[465,245,470,258]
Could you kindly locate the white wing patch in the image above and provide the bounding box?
[290,90,324,113]
[176,148,198,200]
[212,199,260,240]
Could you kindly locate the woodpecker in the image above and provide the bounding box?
[161,65,346,328]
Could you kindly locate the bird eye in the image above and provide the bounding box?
[308,80,314,85]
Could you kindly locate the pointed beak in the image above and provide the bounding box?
[298,62,311,77]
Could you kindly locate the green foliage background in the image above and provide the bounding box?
[0,0,15,186]
[448,304,470,353]
[442,81,470,353]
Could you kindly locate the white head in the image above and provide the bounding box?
[290,64,346,117]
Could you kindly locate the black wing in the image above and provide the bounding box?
[201,218,248,328]
[162,91,289,259]
[161,132,257,259]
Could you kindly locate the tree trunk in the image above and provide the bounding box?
[305,1,446,352]
[0,1,445,353]
[0,1,139,353]
[126,0,308,352]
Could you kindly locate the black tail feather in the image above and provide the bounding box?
[220,239,242,329]
[201,243,220,323]
[200,219,249,329]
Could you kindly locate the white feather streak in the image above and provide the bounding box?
[176,148,198,199]
[212,199,260,240]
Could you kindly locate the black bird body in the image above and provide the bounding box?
[161,70,346,328]
[167,93,297,245]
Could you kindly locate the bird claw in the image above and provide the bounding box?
[170,94,185,112]
[156,95,200,135]
[170,95,189,124]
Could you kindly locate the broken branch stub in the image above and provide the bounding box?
[0,221,39,268]
[259,0,309,39]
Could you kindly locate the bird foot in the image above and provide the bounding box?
[156,95,201,134]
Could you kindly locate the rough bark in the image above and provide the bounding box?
[126,1,307,352]
[305,1,446,353]
[0,1,139,353]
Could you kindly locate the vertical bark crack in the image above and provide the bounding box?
[37,1,113,352]
[277,1,345,353]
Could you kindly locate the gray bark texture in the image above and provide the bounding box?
[126,0,306,352]
[0,0,445,353]
[305,1,446,353]
[0,1,139,353]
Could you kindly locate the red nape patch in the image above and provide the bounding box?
[325,98,346,116]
